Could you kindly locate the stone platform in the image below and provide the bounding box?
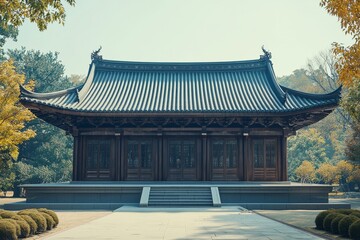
[3,181,350,210]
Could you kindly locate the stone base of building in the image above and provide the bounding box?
[3,182,351,210]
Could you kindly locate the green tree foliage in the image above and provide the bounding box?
[345,122,360,163]
[278,51,352,180]
[0,25,18,60]
[8,48,73,92]
[288,128,329,181]
[0,160,15,196]
[342,78,360,123]
[7,48,74,194]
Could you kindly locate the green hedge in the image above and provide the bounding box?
[0,208,59,239]
[339,215,359,237]
[18,215,37,235]
[315,209,360,239]
[349,220,360,240]
[315,210,334,229]
[38,208,59,226]
[330,213,346,234]
[18,210,47,233]
[0,219,17,240]
[323,213,339,232]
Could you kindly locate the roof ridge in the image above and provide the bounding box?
[93,57,270,72]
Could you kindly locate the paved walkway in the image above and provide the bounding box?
[46,207,322,240]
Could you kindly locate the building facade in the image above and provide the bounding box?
[20,53,340,182]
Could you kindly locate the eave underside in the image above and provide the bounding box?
[24,101,337,134]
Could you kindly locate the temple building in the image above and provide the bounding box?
[20,50,340,183]
[11,50,349,210]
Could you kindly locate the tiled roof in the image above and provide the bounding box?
[20,57,340,114]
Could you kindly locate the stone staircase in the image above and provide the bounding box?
[148,187,213,206]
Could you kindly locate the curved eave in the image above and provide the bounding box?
[280,85,342,101]
[19,56,340,118]
[20,98,338,118]
[20,84,81,100]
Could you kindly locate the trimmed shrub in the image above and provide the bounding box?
[14,220,30,238]
[38,208,59,226]
[323,213,339,232]
[39,212,55,230]
[18,211,47,233]
[335,209,356,215]
[10,215,23,221]
[349,220,360,240]
[315,210,334,230]
[330,213,346,234]
[4,219,21,237]
[339,215,360,237]
[0,219,18,240]
[350,211,360,218]
[0,211,17,219]
[19,215,37,235]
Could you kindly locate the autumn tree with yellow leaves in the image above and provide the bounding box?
[0,60,35,162]
[0,60,36,193]
[295,161,316,183]
[320,0,360,87]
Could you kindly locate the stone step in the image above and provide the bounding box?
[150,192,211,195]
[148,187,213,206]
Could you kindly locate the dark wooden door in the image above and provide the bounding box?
[83,137,114,180]
[210,138,240,180]
[165,139,200,181]
[125,138,156,180]
[252,138,278,181]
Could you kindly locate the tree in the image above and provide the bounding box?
[0,60,35,162]
[0,0,76,31]
[342,78,360,123]
[8,48,73,92]
[317,163,337,184]
[345,123,360,163]
[0,25,18,60]
[295,160,316,183]
[0,60,35,195]
[320,0,360,87]
[0,160,15,197]
[335,160,354,191]
[288,128,329,180]
[7,49,74,195]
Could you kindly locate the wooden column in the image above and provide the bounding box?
[201,132,207,181]
[115,132,121,181]
[72,127,79,181]
[120,133,125,181]
[281,135,288,181]
[243,131,250,181]
[157,132,163,181]
[238,135,244,180]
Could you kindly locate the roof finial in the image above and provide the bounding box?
[261,45,272,60]
[91,46,103,62]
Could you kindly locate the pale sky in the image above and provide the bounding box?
[4,0,353,78]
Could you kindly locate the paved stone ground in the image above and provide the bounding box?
[46,207,323,240]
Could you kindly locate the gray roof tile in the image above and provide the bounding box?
[20,58,340,114]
